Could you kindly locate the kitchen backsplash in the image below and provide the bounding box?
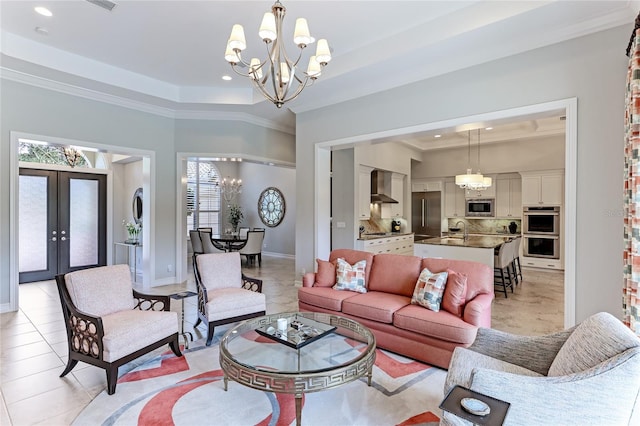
[447,218,522,235]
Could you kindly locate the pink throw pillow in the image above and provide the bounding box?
[442,269,467,317]
[315,259,336,287]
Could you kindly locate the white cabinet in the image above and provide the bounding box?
[358,166,373,220]
[520,171,563,206]
[383,173,405,218]
[411,180,442,192]
[357,234,414,255]
[444,181,465,218]
[495,178,522,218]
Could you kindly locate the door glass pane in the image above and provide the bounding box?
[19,175,48,272]
[69,179,98,267]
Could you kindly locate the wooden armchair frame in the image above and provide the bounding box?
[55,274,182,395]
[193,261,265,346]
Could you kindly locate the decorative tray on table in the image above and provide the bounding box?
[255,315,337,349]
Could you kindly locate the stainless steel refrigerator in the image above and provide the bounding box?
[412,191,441,239]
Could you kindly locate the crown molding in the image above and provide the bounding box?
[1,67,294,134]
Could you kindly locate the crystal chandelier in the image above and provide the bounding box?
[218,177,243,203]
[455,130,492,191]
[224,0,332,108]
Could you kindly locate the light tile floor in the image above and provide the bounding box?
[0,256,562,425]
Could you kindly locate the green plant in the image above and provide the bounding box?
[228,204,243,230]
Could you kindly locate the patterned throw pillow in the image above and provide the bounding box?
[333,258,367,293]
[411,268,449,312]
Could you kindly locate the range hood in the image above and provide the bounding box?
[370,170,399,204]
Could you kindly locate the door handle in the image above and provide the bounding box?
[421,199,425,227]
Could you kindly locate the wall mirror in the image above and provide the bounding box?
[132,187,143,225]
[258,187,285,227]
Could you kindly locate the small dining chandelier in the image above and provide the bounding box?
[455,130,492,191]
[224,0,331,108]
[218,177,243,203]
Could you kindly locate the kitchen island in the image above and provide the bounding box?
[414,235,513,268]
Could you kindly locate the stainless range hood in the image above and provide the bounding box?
[370,170,398,204]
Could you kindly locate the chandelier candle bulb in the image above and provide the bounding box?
[315,39,332,64]
[228,24,246,51]
[294,18,313,46]
[259,12,277,41]
[280,63,290,84]
[307,56,321,77]
[250,58,263,79]
[225,45,239,63]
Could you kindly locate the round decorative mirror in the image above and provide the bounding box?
[132,187,143,225]
[258,187,285,227]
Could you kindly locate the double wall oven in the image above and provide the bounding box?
[522,206,560,259]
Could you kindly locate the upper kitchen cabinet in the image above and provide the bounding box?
[444,181,465,218]
[411,180,442,192]
[382,172,405,218]
[520,170,563,206]
[358,166,374,220]
[464,175,496,199]
[496,177,522,218]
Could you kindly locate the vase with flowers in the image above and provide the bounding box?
[227,204,244,235]
[123,220,141,244]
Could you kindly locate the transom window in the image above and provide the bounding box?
[186,160,222,235]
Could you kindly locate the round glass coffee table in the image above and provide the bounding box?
[219,312,376,426]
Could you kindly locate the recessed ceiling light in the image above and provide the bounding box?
[35,27,49,36]
[434,134,441,138]
[34,6,53,17]
[222,75,232,81]
[485,127,493,130]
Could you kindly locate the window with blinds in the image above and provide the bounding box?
[186,160,221,235]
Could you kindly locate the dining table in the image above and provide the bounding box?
[211,234,247,252]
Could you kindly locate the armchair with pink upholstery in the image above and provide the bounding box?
[55,264,182,395]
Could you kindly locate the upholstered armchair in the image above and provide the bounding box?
[55,264,182,395]
[194,252,266,346]
[441,312,640,425]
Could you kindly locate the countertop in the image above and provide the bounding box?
[417,235,513,249]
[358,232,414,241]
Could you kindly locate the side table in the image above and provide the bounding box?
[439,385,510,426]
[169,291,197,349]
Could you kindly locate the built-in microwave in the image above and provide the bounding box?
[465,199,495,217]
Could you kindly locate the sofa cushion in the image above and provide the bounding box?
[422,258,493,301]
[329,249,374,284]
[548,312,640,376]
[442,270,467,317]
[342,292,411,323]
[410,268,448,312]
[333,258,367,293]
[298,287,358,312]
[205,288,266,321]
[394,304,478,344]
[315,258,336,287]
[367,253,423,297]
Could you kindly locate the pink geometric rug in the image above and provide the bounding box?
[73,336,446,425]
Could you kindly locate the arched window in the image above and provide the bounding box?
[186,160,222,235]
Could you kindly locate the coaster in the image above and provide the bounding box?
[461,397,491,416]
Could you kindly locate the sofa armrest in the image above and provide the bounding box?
[468,326,574,375]
[463,293,493,328]
[469,348,640,425]
[302,272,316,287]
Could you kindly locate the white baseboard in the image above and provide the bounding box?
[262,251,295,260]
[0,303,16,314]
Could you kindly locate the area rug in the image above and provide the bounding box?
[73,335,447,426]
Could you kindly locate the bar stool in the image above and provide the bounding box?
[494,240,515,298]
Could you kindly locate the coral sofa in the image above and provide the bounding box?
[298,249,494,369]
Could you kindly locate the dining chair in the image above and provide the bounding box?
[239,230,265,267]
[199,231,225,253]
[238,226,250,239]
[194,252,266,346]
[197,227,213,233]
[189,230,204,269]
[55,264,182,394]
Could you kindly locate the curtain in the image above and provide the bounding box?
[623,25,640,336]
